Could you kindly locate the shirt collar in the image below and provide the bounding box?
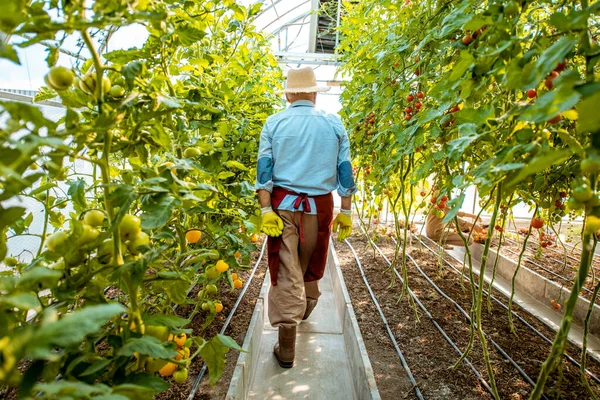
[290,100,316,108]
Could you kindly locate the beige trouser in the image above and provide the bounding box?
[426,214,474,246]
[268,210,321,328]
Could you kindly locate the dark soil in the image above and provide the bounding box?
[362,230,600,399]
[156,243,267,400]
[334,236,492,400]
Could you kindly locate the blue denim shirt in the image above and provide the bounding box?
[256,100,357,214]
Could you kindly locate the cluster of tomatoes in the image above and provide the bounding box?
[151,332,190,383]
[441,104,460,127]
[430,194,448,219]
[357,112,377,135]
[44,211,150,269]
[461,25,488,46]
[528,59,567,124]
[44,65,127,101]
[404,92,424,121]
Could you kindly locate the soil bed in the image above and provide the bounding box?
[379,231,600,399]
[491,236,600,303]
[334,236,492,400]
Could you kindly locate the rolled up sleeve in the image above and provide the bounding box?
[335,122,357,197]
[256,121,274,192]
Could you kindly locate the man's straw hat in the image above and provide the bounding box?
[279,67,331,94]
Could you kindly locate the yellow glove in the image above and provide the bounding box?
[332,212,352,241]
[261,211,284,237]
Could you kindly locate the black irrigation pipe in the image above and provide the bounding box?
[411,234,600,385]
[344,239,426,400]
[362,232,550,400]
[347,236,496,399]
[186,239,267,400]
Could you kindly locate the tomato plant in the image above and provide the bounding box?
[338,0,600,398]
[0,0,281,397]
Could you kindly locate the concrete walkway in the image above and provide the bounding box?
[227,245,380,400]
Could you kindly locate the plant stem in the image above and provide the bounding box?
[529,231,593,399]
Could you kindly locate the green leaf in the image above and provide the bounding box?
[120,373,169,394]
[217,171,235,180]
[518,85,581,123]
[557,129,585,156]
[199,335,231,386]
[34,381,113,398]
[523,37,577,90]
[142,314,191,329]
[0,292,40,309]
[118,336,179,359]
[150,123,172,149]
[505,149,572,190]
[30,303,125,351]
[449,51,473,82]
[0,41,20,64]
[16,267,62,291]
[578,90,600,134]
[68,179,88,214]
[225,160,248,171]
[80,358,113,377]
[217,334,244,351]
[141,193,177,230]
[442,193,466,224]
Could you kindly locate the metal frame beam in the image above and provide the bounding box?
[308,0,319,53]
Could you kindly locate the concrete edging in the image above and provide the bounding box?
[468,244,600,335]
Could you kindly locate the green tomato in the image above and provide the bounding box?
[146,357,168,373]
[183,147,201,158]
[109,85,125,98]
[119,214,141,241]
[36,192,47,201]
[205,267,220,279]
[128,231,150,255]
[213,138,224,148]
[503,1,519,15]
[46,231,69,252]
[4,257,18,267]
[197,289,206,300]
[205,284,218,295]
[45,66,74,91]
[98,239,114,264]
[80,224,100,245]
[48,259,65,270]
[173,368,189,384]
[83,210,105,227]
[145,325,170,342]
[572,182,593,203]
[566,196,583,211]
[581,158,600,174]
[201,302,211,311]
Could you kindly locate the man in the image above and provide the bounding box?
[425,193,483,248]
[255,67,356,368]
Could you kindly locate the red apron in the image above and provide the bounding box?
[267,187,334,286]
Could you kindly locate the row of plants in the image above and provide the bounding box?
[338,0,599,399]
[0,0,280,398]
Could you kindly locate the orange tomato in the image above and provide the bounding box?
[233,279,243,289]
[158,362,177,377]
[251,234,259,243]
[174,333,187,348]
[215,260,229,273]
[234,251,242,259]
[186,230,202,243]
[231,273,239,281]
[215,302,223,313]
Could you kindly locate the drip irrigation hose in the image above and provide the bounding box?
[343,239,425,400]
[187,240,267,400]
[346,236,495,398]
[412,234,600,385]
[362,232,550,399]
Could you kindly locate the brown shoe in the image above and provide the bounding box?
[302,299,318,320]
[273,326,296,368]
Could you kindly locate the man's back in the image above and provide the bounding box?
[257,100,354,197]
